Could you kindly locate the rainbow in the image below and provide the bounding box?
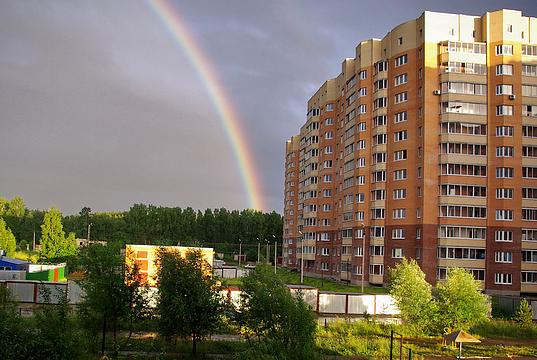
[147,0,265,211]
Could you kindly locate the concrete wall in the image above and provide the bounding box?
[0,271,26,280]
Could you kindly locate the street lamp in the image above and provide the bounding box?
[238,238,242,268]
[266,239,270,265]
[256,237,260,263]
[298,230,304,284]
[273,234,277,274]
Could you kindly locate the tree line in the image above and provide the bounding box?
[0,196,283,258]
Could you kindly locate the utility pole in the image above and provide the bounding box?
[87,223,92,243]
[32,231,36,252]
[257,241,260,263]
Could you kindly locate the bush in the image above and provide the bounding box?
[470,319,537,339]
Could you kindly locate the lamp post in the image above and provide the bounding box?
[273,234,277,274]
[298,230,304,284]
[256,237,260,263]
[266,239,270,265]
[238,238,242,268]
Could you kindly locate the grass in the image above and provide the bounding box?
[470,318,537,339]
[221,267,388,294]
[316,320,537,359]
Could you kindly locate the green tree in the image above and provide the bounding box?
[238,265,317,360]
[6,196,25,218]
[0,218,16,256]
[514,299,533,326]
[156,248,222,356]
[77,243,149,355]
[436,268,490,332]
[40,207,76,260]
[388,258,437,334]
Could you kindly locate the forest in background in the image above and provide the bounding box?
[0,196,283,259]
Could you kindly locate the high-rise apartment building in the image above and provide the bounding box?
[283,9,537,295]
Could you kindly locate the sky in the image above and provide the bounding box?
[1,0,536,215]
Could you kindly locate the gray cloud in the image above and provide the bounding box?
[1,0,536,214]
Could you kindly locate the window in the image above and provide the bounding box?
[438,225,487,240]
[394,111,408,123]
[496,64,513,75]
[395,73,408,86]
[370,189,384,201]
[441,102,487,115]
[359,70,367,80]
[523,126,537,137]
[395,54,408,67]
[495,251,512,263]
[323,160,332,168]
[323,174,332,183]
[374,97,388,109]
[358,87,367,96]
[372,170,386,183]
[523,229,537,241]
[441,82,486,95]
[495,230,513,242]
[440,205,487,218]
[398,37,403,45]
[370,226,385,238]
[496,84,513,95]
[394,169,407,180]
[523,208,537,221]
[437,246,486,260]
[523,64,537,77]
[496,105,513,116]
[496,126,513,137]
[325,131,333,139]
[393,208,406,219]
[322,189,332,197]
[358,104,366,114]
[496,188,513,199]
[496,146,513,157]
[357,157,366,167]
[374,115,387,127]
[369,264,384,275]
[322,204,331,212]
[441,184,486,197]
[496,44,513,55]
[394,149,407,161]
[394,130,407,142]
[494,273,512,285]
[522,272,537,284]
[523,167,537,178]
[522,45,537,56]
[392,248,404,258]
[326,104,334,112]
[522,85,537,97]
[496,209,513,221]
[392,228,405,239]
[357,139,366,149]
[325,118,333,125]
[375,60,388,73]
[372,152,386,164]
[496,167,513,178]
[371,208,385,219]
[370,245,385,256]
[440,143,486,156]
[522,250,537,263]
[355,247,363,257]
[523,188,537,199]
[523,105,537,117]
[357,176,365,185]
[441,122,486,135]
[395,92,408,104]
[523,146,537,158]
[355,211,364,221]
[393,189,407,199]
[440,163,487,176]
[321,248,330,256]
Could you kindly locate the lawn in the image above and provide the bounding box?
[221,267,388,294]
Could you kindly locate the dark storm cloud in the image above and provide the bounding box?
[1,0,536,214]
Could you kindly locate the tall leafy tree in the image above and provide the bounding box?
[436,268,490,332]
[0,218,16,256]
[389,258,437,334]
[78,243,148,354]
[156,248,222,356]
[238,265,317,359]
[40,207,76,260]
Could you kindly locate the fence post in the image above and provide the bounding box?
[389,330,394,360]
[408,348,412,360]
[399,334,403,360]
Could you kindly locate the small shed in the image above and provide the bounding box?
[0,257,30,271]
